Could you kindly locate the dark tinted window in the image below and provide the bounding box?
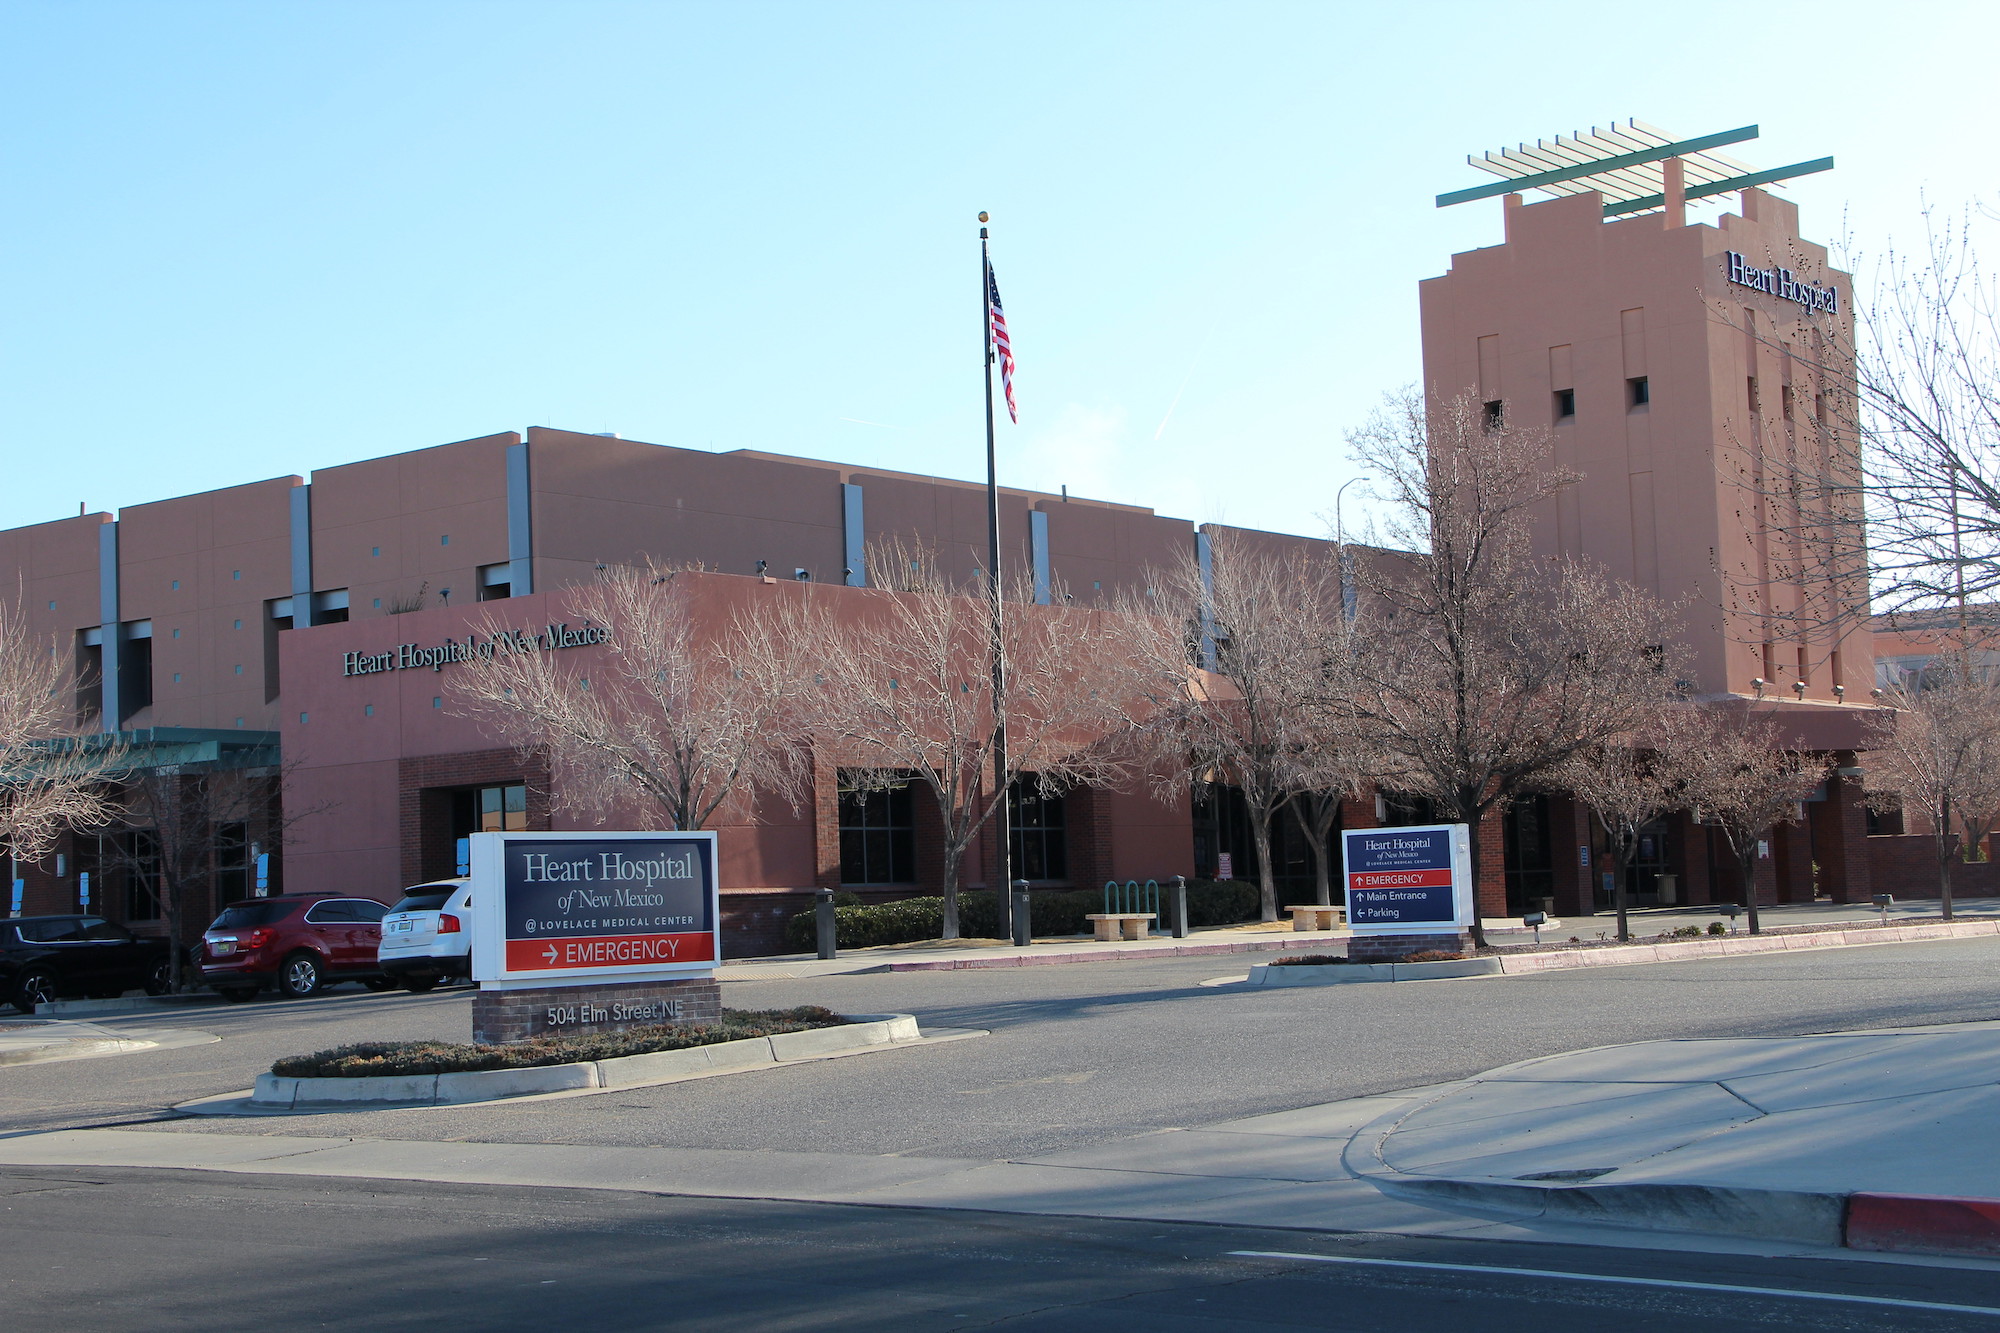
[14,919,84,943]
[211,901,287,930]
[348,900,388,923]
[303,900,356,923]
[391,890,454,914]
[81,921,134,942]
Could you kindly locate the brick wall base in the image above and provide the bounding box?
[472,976,722,1045]
[1346,931,1475,963]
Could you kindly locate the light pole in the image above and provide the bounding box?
[1333,475,1364,620]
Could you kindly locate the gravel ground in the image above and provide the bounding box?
[7,936,2000,1160]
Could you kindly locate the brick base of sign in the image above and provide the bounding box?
[1346,932,1477,963]
[472,977,723,1046]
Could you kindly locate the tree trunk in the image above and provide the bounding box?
[1938,829,1957,923]
[938,850,962,940]
[1610,842,1631,943]
[1739,847,1762,934]
[1249,801,1279,923]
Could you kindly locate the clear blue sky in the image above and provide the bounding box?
[3,0,1991,540]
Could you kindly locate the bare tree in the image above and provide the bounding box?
[0,598,123,867]
[1556,705,1702,942]
[93,757,311,991]
[1865,650,2000,920]
[1344,389,1686,947]
[811,542,1136,939]
[1119,534,1364,920]
[448,566,819,832]
[1677,708,1831,934]
[1718,207,2000,636]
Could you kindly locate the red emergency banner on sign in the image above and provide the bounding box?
[504,932,716,972]
[1348,869,1455,890]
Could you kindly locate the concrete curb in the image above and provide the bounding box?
[242,1014,924,1110]
[36,994,226,1018]
[1494,919,2000,975]
[1340,1080,1848,1245]
[1343,1066,2000,1259]
[1849,1193,2000,1259]
[1246,957,1501,986]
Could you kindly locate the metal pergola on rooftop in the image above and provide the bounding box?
[1437,120,1833,218]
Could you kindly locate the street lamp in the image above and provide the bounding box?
[1334,475,1365,621]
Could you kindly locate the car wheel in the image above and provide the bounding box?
[13,970,58,1013]
[278,952,323,998]
[361,977,397,992]
[401,974,440,994]
[219,988,259,1004]
[144,960,173,997]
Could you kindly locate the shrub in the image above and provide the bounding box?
[1403,950,1466,963]
[1270,953,1347,966]
[1662,924,1704,940]
[1707,921,1728,935]
[781,879,1264,951]
[271,1006,849,1078]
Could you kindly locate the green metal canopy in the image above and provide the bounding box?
[1438,119,1833,218]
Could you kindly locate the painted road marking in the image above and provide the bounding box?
[1227,1251,2000,1318]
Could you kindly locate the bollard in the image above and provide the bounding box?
[815,888,838,960]
[1012,880,1032,947]
[1171,874,1190,939]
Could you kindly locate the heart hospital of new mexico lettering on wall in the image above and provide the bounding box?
[470,830,720,986]
[341,622,610,678]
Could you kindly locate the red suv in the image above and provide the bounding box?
[200,894,394,1002]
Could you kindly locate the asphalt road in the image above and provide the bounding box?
[8,934,2000,1160]
[3,1167,1995,1331]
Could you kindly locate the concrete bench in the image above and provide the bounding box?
[1286,904,1345,932]
[1084,912,1156,942]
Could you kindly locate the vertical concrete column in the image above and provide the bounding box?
[1662,155,1687,228]
[841,483,866,587]
[1194,530,1216,670]
[97,520,120,732]
[1029,510,1051,605]
[506,442,534,597]
[289,484,314,628]
[1812,753,1871,904]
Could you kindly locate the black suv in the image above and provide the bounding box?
[3,916,174,1013]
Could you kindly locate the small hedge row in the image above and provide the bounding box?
[270,1006,849,1078]
[783,879,1264,952]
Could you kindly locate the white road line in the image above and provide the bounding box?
[1226,1251,2000,1317]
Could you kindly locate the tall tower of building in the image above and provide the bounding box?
[1419,122,1866,699]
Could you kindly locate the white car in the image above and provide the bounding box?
[375,879,473,993]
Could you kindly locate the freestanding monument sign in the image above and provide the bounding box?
[469,830,721,1044]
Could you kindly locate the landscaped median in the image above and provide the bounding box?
[240,1008,926,1111]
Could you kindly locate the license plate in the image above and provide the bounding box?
[211,941,236,956]
[389,920,413,933]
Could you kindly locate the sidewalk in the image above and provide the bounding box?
[1343,1020,2000,1258]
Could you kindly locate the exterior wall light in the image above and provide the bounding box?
[1792,680,1807,699]
[1750,677,1767,698]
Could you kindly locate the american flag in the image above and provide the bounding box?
[986,259,1016,423]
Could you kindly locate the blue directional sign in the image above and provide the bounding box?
[1342,823,1474,935]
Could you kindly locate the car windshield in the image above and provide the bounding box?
[210,902,286,930]
[389,891,453,914]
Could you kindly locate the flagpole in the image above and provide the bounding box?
[980,212,1015,945]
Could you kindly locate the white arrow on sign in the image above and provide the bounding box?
[544,945,558,962]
